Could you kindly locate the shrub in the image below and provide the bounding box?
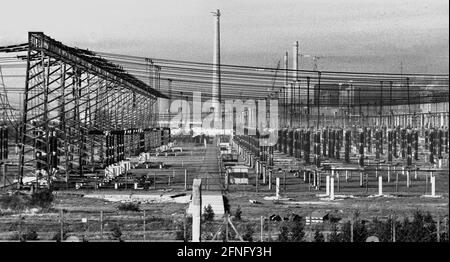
[314,229,325,242]
[242,224,254,242]
[202,204,215,221]
[0,194,31,211]
[329,222,340,242]
[10,229,39,241]
[52,229,70,242]
[277,220,305,242]
[111,223,122,240]
[234,206,242,221]
[22,229,39,241]
[117,202,140,212]
[30,189,54,208]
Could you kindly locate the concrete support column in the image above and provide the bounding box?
[313,171,317,187]
[406,170,410,188]
[345,170,348,182]
[192,179,202,242]
[359,172,363,187]
[431,173,436,197]
[326,175,330,196]
[276,177,280,198]
[330,175,335,200]
[387,166,391,183]
[262,165,266,184]
[378,174,383,196]
[184,169,188,190]
[268,169,272,190]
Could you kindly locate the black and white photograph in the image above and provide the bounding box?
[0,0,448,257]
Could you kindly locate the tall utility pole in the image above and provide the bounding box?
[293,41,299,127]
[293,41,299,82]
[284,52,288,128]
[380,81,383,125]
[212,9,221,132]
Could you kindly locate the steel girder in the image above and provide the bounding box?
[18,32,163,188]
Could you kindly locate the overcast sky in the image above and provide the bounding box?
[0,0,448,73]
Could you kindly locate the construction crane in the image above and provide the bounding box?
[268,60,281,97]
[300,54,326,71]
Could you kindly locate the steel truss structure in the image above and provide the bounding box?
[17,32,169,188]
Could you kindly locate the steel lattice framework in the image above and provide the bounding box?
[17,32,168,188]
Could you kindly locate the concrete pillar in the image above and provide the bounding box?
[313,171,317,187]
[256,161,259,174]
[184,169,187,190]
[326,175,330,196]
[262,165,266,184]
[345,170,348,182]
[114,183,118,190]
[134,183,138,190]
[330,176,335,200]
[293,41,299,81]
[406,170,410,188]
[276,177,280,198]
[360,172,363,187]
[268,169,272,190]
[192,179,202,242]
[378,175,383,196]
[431,174,436,197]
[387,166,391,183]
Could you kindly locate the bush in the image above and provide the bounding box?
[202,204,215,221]
[395,211,437,242]
[22,229,39,241]
[117,202,140,212]
[277,220,305,242]
[234,206,242,221]
[52,229,70,242]
[111,223,122,240]
[30,189,54,208]
[340,213,368,242]
[242,224,254,242]
[329,222,340,242]
[314,229,325,242]
[10,229,39,241]
[0,194,31,211]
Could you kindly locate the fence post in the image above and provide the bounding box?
[60,208,64,241]
[437,214,440,242]
[184,169,187,190]
[143,210,146,241]
[225,212,229,242]
[260,216,264,242]
[350,218,354,242]
[100,210,103,240]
